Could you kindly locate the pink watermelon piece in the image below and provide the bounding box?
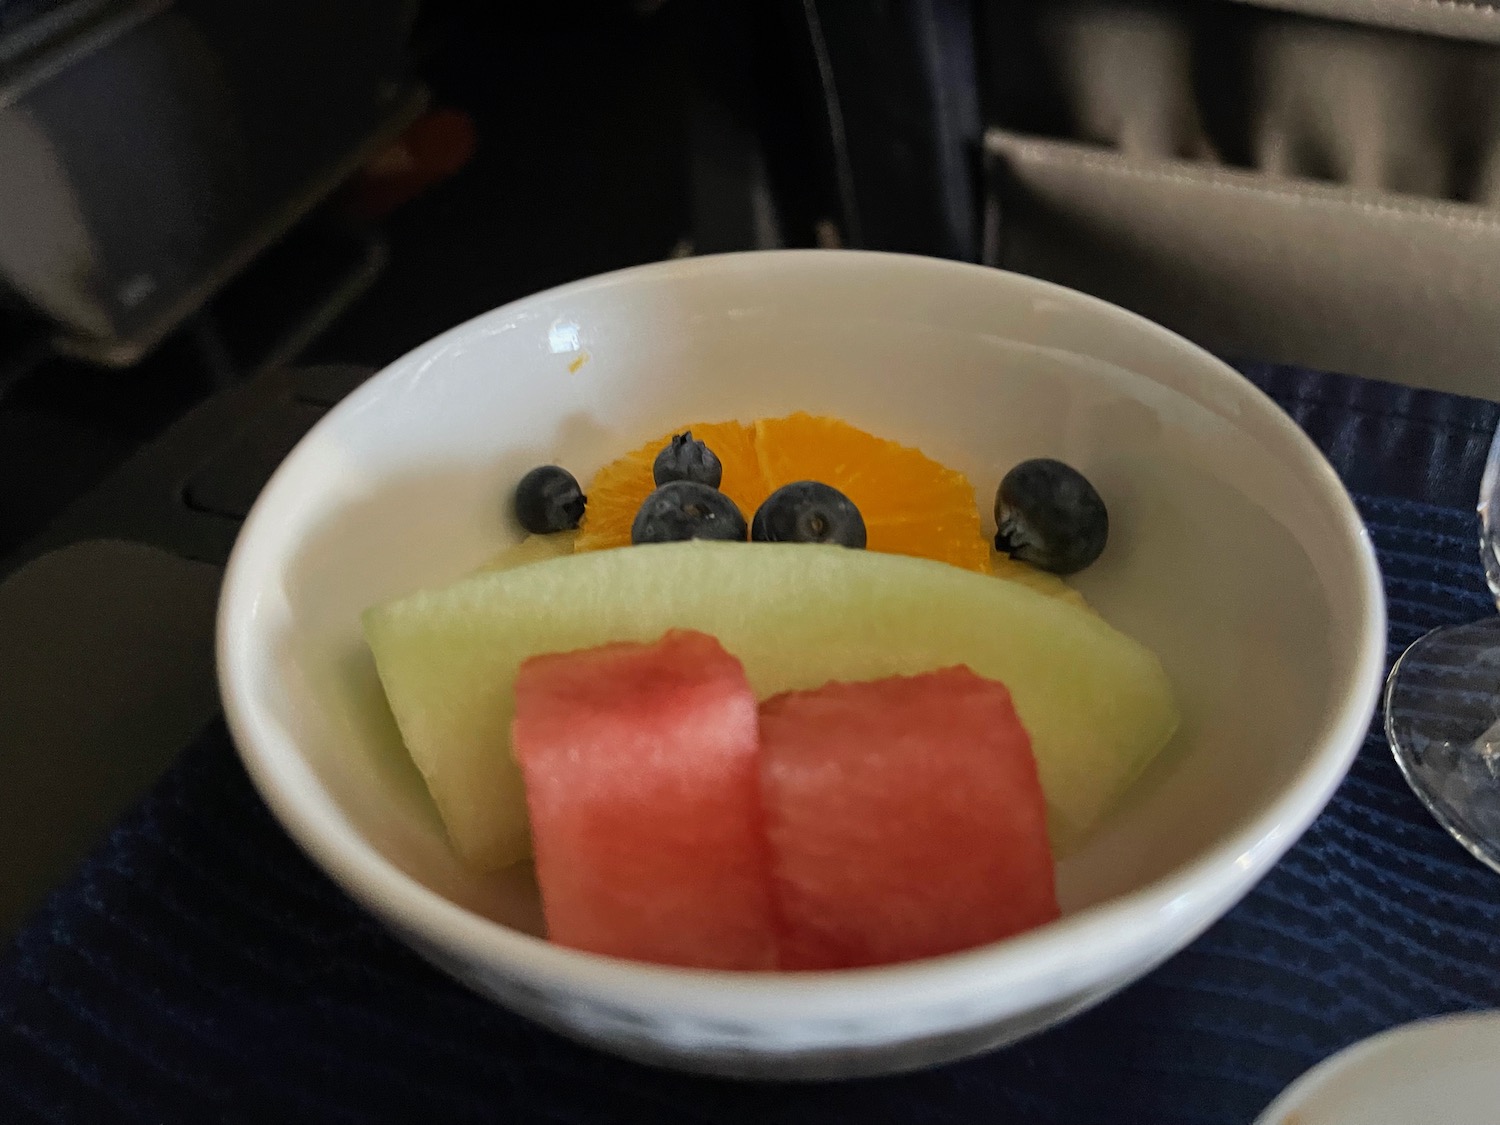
[512,629,777,970]
[760,666,1059,970]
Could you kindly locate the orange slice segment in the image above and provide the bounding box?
[753,413,990,572]
[575,420,762,552]
[577,413,990,572]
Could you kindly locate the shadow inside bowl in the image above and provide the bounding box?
[265,442,619,938]
[1058,451,1335,908]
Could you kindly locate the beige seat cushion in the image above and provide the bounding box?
[985,0,1500,391]
[1225,0,1500,45]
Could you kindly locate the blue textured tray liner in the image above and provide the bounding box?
[3,363,1498,1124]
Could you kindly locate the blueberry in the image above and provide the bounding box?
[514,465,586,533]
[751,481,867,548]
[994,459,1107,574]
[652,431,723,488]
[632,481,748,543]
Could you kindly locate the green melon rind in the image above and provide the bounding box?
[363,541,1179,871]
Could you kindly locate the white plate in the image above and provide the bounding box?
[1255,1010,1500,1125]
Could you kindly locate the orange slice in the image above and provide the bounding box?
[575,420,762,553]
[752,414,990,572]
[576,413,989,571]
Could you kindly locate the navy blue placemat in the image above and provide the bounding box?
[3,363,1499,1125]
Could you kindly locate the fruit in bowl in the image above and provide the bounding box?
[362,415,1178,972]
[217,251,1384,1079]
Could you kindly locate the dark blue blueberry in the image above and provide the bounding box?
[631,481,747,543]
[514,465,586,534]
[994,458,1107,574]
[750,481,867,548]
[652,431,723,488]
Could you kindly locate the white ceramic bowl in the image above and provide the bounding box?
[217,250,1385,1079]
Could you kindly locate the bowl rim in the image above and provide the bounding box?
[217,248,1386,1020]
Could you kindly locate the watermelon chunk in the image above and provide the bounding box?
[512,630,777,970]
[760,667,1059,970]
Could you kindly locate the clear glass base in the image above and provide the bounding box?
[1385,618,1500,874]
